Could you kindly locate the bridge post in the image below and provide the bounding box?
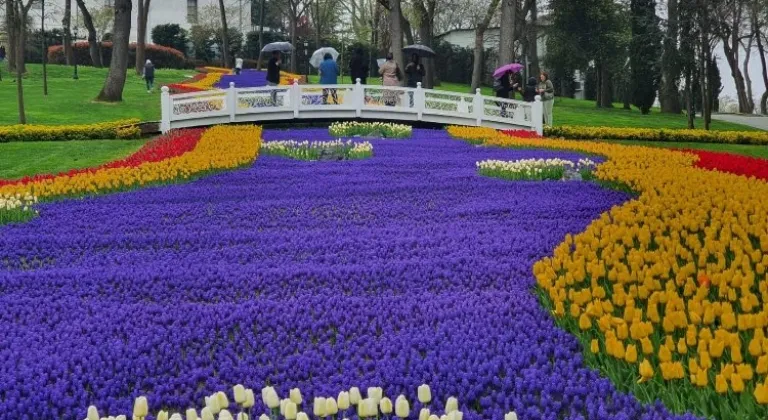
[473,88,484,126]
[533,96,543,135]
[355,78,363,118]
[228,82,237,123]
[292,79,300,118]
[415,82,425,120]
[160,86,171,133]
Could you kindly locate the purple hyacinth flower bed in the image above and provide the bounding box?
[0,128,702,420]
[216,69,269,89]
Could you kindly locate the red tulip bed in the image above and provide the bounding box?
[683,149,768,181]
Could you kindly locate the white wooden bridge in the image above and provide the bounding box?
[160,80,543,134]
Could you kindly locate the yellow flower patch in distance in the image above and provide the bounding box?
[447,126,768,415]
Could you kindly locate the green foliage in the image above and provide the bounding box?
[190,25,217,63]
[629,0,663,114]
[25,29,66,64]
[151,24,190,56]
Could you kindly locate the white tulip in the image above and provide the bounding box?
[395,395,409,418]
[133,397,149,418]
[243,389,255,409]
[417,385,432,404]
[313,397,326,417]
[206,396,221,414]
[440,416,447,420]
[296,412,309,420]
[364,398,378,418]
[337,391,350,410]
[116,416,126,420]
[217,391,230,409]
[261,387,275,407]
[289,388,303,405]
[258,415,270,420]
[233,385,247,405]
[284,401,298,420]
[236,414,248,420]
[218,409,234,420]
[280,399,290,416]
[170,414,183,420]
[87,405,100,420]
[447,411,463,420]
[419,408,430,420]
[325,397,338,415]
[379,397,393,414]
[428,416,439,420]
[185,408,198,420]
[504,412,518,420]
[444,397,458,414]
[348,387,361,405]
[367,387,383,404]
[201,407,214,420]
[156,411,169,420]
[265,389,280,409]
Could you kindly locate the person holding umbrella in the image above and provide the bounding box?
[319,53,340,104]
[405,53,425,107]
[267,51,281,104]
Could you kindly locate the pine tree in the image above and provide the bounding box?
[629,0,662,114]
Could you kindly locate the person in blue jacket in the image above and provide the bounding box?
[319,53,339,105]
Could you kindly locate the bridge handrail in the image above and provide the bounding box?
[160,80,543,134]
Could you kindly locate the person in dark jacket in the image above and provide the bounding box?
[510,71,523,99]
[267,51,281,104]
[405,54,425,107]
[142,59,155,92]
[349,48,369,85]
[522,77,538,102]
[495,71,511,117]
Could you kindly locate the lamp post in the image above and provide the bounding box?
[72,26,79,80]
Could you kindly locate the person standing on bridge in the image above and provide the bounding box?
[267,51,282,105]
[379,52,402,106]
[405,53,425,107]
[537,71,555,126]
[319,53,339,105]
[350,48,369,85]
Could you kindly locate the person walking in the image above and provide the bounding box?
[0,45,5,81]
[319,53,339,105]
[537,71,555,125]
[349,48,369,85]
[405,53,424,107]
[235,55,244,75]
[510,70,523,99]
[267,51,282,105]
[143,59,155,93]
[379,52,402,106]
[494,71,511,117]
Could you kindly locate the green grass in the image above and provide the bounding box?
[595,139,768,159]
[0,64,190,125]
[0,139,146,179]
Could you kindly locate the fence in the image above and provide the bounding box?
[161,80,543,134]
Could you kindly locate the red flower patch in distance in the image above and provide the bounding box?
[684,149,768,181]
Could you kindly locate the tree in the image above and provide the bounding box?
[678,0,698,127]
[309,0,343,47]
[709,56,724,112]
[97,0,131,102]
[412,0,438,87]
[497,0,517,66]
[135,0,152,75]
[75,0,103,67]
[152,24,190,54]
[190,25,217,62]
[280,0,312,72]
[389,0,405,76]
[62,0,75,65]
[752,0,768,114]
[7,0,36,123]
[218,0,230,67]
[715,0,751,114]
[659,0,682,113]
[471,0,501,91]
[629,0,662,114]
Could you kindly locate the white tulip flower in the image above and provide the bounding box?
[133,397,149,418]
[185,408,198,420]
[379,397,393,415]
[258,415,270,420]
[265,389,280,409]
[336,391,350,410]
[504,412,518,420]
[296,412,309,420]
[201,407,215,420]
[395,395,409,418]
[233,385,247,405]
[419,408,430,420]
[284,401,298,420]
[87,405,100,420]
[156,411,168,420]
[349,387,361,405]
[367,387,383,404]
[325,397,338,415]
[217,391,230,409]
[312,397,326,417]
[218,409,234,420]
[170,414,183,420]
[289,388,303,405]
[444,397,458,414]
[417,385,432,404]
[243,389,255,409]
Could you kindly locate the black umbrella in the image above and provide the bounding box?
[261,42,294,54]
[403,44,436,58]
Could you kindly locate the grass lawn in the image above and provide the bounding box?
[595,139,768,159]
[0,139,146,179]
[0,64,190,126]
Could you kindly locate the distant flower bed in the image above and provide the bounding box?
[329,122,412,139]
[477,158,596,181]
[0,119,140,143]
[685,149,768,181]
[545,125,768,145]
[261,139,372,160]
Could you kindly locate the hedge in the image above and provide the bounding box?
[0,120,141,143]
[47,42,187,69]
[545,125,768,145]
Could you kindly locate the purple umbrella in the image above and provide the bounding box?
[493,63,524,78]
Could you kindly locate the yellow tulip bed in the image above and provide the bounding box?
[0,119,141,142]
[448,126,768,420]
[545,125,768,145]
[0,125,262,201]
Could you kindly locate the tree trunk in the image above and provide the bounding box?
[720,3,750,114]
[97,0,132,102]
[660,0,682,113]
[471,0,501,92]
[289,15,298,72]
[415,3,435,88]
[76,0,103,67]
[743,37,755,113]
[699,35,711,129]
[527,0,540,78]
[63,0,75,66]
[15,10,26,124]
[5,1,17,72]
[256,0,265,69]
[595,62,602,107]
[685,69,694,128]
[135,0,151,75]
[498,0,517,66]
[389,0,405,79]
[42,0,48,96]
[219,0,230,68]
[753,7,768,115]
[401,11,415,45]
[599,64,613,108]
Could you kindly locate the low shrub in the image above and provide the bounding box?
[48,42,186,69]
[545,125,768,145]
[0,120,141,143]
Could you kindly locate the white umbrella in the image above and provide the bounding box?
[376,58,386,67]
[310,47,340,68]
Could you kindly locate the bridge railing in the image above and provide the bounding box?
[160,80,543,134]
